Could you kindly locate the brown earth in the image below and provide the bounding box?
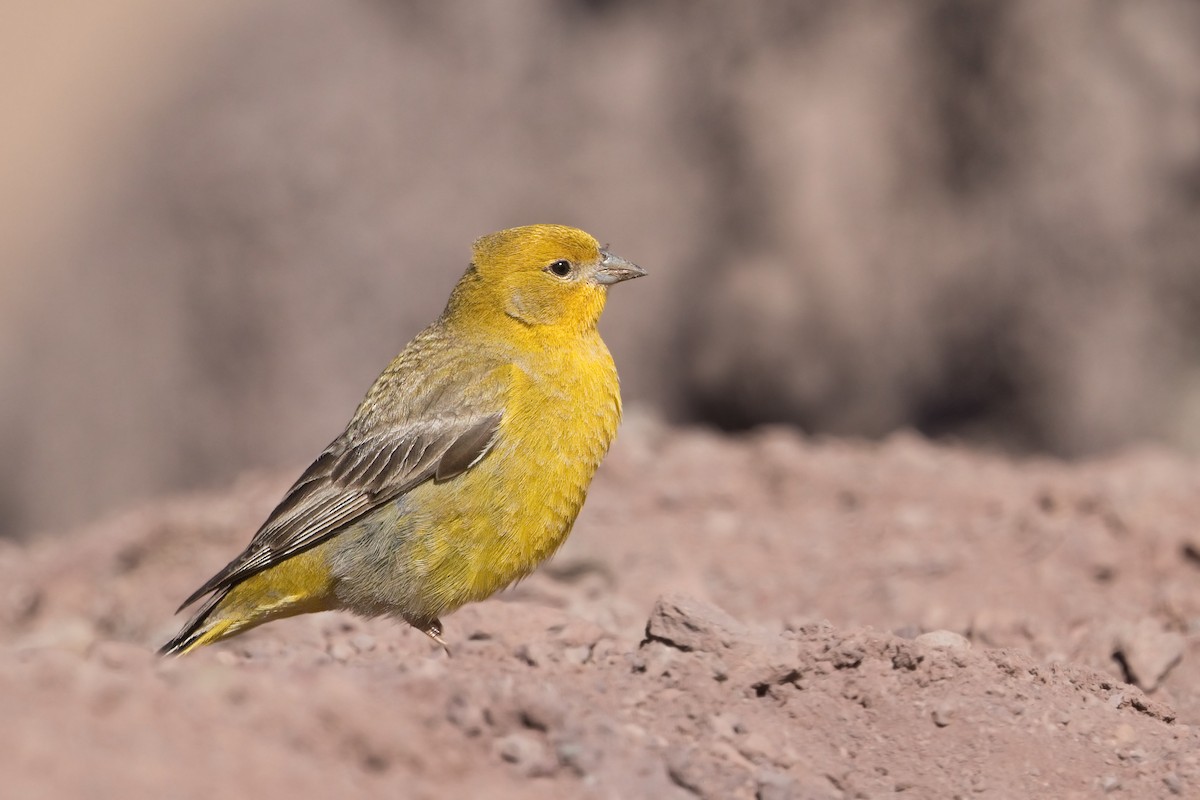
[4,417,1200,798]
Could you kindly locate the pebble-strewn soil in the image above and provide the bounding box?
[4,417,1200,798]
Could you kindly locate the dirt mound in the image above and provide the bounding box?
[3,421,1200,797]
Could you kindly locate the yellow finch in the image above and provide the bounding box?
[161,224,644,656]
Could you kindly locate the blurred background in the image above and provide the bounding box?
[4,0,1200,540]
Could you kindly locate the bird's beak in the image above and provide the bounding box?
[594,250,647,285]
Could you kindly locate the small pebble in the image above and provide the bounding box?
[494,732,553,777]
[1114,620,1184,692]
[932,706,954,728]
[328,641,356,661]
[563,645,591,665]
[446,696,486,736]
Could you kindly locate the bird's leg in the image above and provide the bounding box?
[419,618,451,656]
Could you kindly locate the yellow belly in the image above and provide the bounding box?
[327,349,620,625]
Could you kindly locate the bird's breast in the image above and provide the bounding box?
[464,337,621,583]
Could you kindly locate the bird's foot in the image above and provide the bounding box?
[420,619,451,657]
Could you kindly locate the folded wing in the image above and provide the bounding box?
[178,410,503,610]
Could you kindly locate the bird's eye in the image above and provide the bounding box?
[547,260,572,278]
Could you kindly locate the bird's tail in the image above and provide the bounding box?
[159,561,337,657]
[158,590,236,656]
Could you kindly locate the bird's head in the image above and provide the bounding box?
[454,224,645,333]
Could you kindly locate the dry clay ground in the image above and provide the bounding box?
[4,414,1200,798]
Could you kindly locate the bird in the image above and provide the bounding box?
[160,224,645,656]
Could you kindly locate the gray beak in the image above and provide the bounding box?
[594,250,647,285]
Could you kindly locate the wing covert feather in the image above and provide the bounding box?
[178,409,504,610]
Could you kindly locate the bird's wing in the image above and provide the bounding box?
[177,409,503,610]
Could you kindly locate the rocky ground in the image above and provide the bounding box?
[4,414,1200,798]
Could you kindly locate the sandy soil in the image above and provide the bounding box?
[4,416,1200,798]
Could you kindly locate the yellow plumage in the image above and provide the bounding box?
[162,224,644,655]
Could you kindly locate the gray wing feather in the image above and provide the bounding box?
[177,411,503,610]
